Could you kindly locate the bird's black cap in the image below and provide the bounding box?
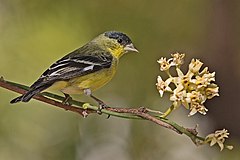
[104,31,132,46]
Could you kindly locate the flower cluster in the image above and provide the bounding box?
[156,53,219,116]
[205,129,233,151]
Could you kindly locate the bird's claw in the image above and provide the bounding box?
[83,89,110,117]
[96,102,107,114]
[97,103,111,118]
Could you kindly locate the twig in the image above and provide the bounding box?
[0,77,208,145]
[0,78,91,116]
[107,107,180,133]
[1,78,179,132]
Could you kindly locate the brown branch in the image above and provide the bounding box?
[0,78,91,117]
[107,107,181,133]
[0,77,181,134]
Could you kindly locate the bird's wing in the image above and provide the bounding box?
[30,47,113,90]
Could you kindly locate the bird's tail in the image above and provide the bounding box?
[10,86,48,104]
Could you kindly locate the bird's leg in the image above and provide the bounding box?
[84,89,108,113]
[62,93,73,105]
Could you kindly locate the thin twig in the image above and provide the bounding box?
[107,107,181,133]
[0,78,91,116]
[0,77,208,144]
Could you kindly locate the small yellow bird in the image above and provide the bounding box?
[10,31,138,109]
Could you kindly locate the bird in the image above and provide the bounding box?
[10,31,138,110]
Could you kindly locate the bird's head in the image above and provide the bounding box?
[93,31,138,58]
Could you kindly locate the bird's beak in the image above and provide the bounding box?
[124,43,139,53]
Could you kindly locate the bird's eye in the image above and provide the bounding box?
[117,38,123,44]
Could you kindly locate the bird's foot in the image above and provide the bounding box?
[83,89,110,116]
[96,101,109,114]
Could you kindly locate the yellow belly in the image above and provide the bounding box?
[48,65,116,94]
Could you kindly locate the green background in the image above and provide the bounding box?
[0,0,239,159]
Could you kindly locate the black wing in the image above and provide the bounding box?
[10,45,113,103]
[31,49,113,89]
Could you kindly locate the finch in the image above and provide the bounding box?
[10,31,138,108]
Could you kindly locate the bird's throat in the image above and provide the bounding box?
[109,47,125,59]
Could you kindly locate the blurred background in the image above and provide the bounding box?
[0,0,239,159]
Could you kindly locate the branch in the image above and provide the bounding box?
[0,77,206,145]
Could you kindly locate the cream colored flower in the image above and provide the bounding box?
[203,72,215,82]
[205,86,219,99]
[199,67,209,76]
[194,76,208,88]
[195,72,216,89]
[170,86,186,108]
[189,102,208,116]
[157,54,220,117]
[156,76,172,97]
[174,68,194,89]
[157,57,172,71]
[205,129,232,151]
[186,91,206,104]
[188,59,203,74]
[171,52,185,66]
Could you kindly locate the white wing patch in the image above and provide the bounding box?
[82,65,94,72]
[72,59,100,66]
[50,62,68,70]
[49,67,78,76]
